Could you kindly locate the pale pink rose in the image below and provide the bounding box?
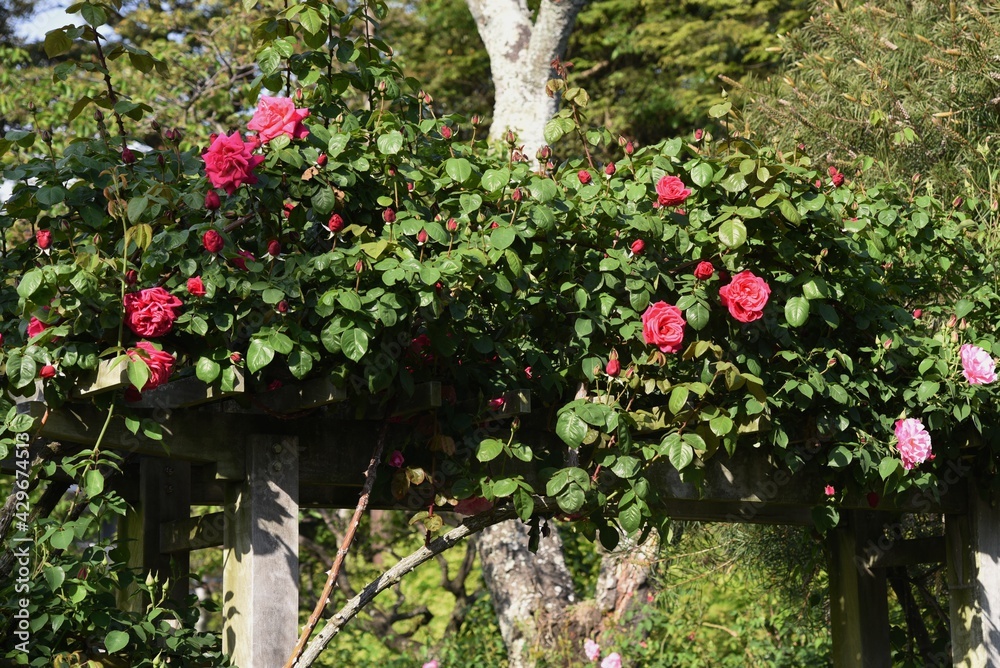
[247,96,310,143]
[894,418,932,470]
[601,653,622,668]
[584,639,600,661]
[960,344,997,385]
[422,661,439,668]
[202,132,265,195]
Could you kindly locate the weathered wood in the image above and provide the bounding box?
[392,381,441,417]
[135,369,246,410]
[869,537,946,569]
[828,511,891,668]
[947,484,1000,668]
[251,376,345,414]
[160,512,226,553]
[117,458,191,611]
[484,389,531,419]
[74,358,130,398]
[223,435,299,668]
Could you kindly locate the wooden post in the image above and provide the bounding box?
[223,435,299,668]
[828,510,891,668]
[947,483,1000,668]
[117,458,191,611]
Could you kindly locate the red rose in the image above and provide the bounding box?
[383,208,396,223]
[39,364,57,379]
[317,153,328,166]
[511,187,522,202]
[202,132,265,195]
[122,147,136,165]
[27,317,48,339]
[578,170,592,185]
[123,287,183,337]
[630,239,645,255]
[36,229,52,249]
[267,239,281,256]
[246,95,310,143]
[831,172,845,187]
[277,300,289,313]
[230,352,242,363]
[693,261,714,280]
[328,213,344,233]
[127,341,175,391]
[641,301,686,353]
[186,276,206,297]
[203,229,224,253]
[605,162,616,176]
[719,270,771,323]
[606,358,621,377]
[655,175,691,207]
[125,269,138,285]
[232,250,255,271]
[204,190,221,211]
[417,229,428,244]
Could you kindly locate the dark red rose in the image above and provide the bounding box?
[204,190,221,211]
[203,230,224,253]
[693,261,714,280]
[578,170,592,185]
[127,341,175,390]
[267,239,281,257]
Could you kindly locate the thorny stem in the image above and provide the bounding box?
[91,30,127,137]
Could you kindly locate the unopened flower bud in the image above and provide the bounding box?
[277,300,289,313]
[382,208,396,224]
[960,318,968,330]
[913,308,922,319]
[378,80,387,93]
[625,141,634,155]
[952,330,960,343]
[578,170,592,185]
[511,188,522,202]
[122,147,136,164]
[94,109,104,121]
[947,314,958,328]
[295,88,303,100]
[328,213,344,234]
[537,145,552,160]
[446,218,458,233]
[266,239,281,256]
[407,182,414,192]
[694,128,704,141]
[605,162,616,176]
[883,338,893,350]
[317,153,328,166]
[204,190,221,210]
[606,358,621,377]
[230,352,242,363]
[471,115,482,126]
[953,196,964,208]
[157,154,165,167]
[441,125,452,140]
[355,259,364,274]
[618,136,627,147]
[417,229,428,244]
[505,130,516,145]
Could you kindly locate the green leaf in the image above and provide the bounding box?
[127,196,149,223]
[556,485,586,514]
[49,527,74,550]
[377,130,404,155]
[81,3,107,26]
[827,446,853,468]
[247,339,275,373]
[718,219,747,248]
[196,357,221,384]
[83,469,104,498]
[690,162,714,188]
[879,457,901,480]
[299,7,324,34]
[811,506,840,532]
[492,478,518,497]
[17,269,44,299]
[513,487,534,521]
[954,299,975,320]
[778,198,802,224]
[340,329,369,362]
[105,630,130,654]
[619,503,642,533]
[481,168,509,193]
[555,411,588,448]
[667,440,694,471]
[287,350,314,379]
[127,357,151,391]
[459,193,482,213]
[44,30,73,58]
[476,438,504,462]
[685,303,709,331]
[668,386,689,414]
[445,158,473,184]
[491,226,516,250]
[257,47,280,75]
[543,119,565,145]
[784,296,810,328]
[916,380,940,402]
[43,566,65,590]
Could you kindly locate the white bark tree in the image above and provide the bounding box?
[466,0,588,156]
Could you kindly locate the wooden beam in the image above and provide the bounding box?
[392,381,441,417]
[161,512,226,553]
[74,358,130,398]
[250,376,345,414]
[223,435,299,668]
[135,369,246,410]
[828,510,892,668]
[869,537,945,569]
[947,482,1000,668]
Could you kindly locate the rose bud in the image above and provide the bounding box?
[524,366,533,379]
[827,166,839,177]
[39,365,57,379]
[186,276,206,296]
[512,187,522,202]
[417,229,429,244]
[328,213,344,234]
[831,172,845,187]
[694,129,704,141]
[913,308,922,319]
[388,450,405,468]
[867,492,880,508]
[295,88,303,100]
[268,379,283,391]
[693,261,714,280]
[505,130,516,145]
[625,141,634,155]
[606,358,621,377]
[283,202,296,219]
[537,145,552,161]
[355,259,364,274]
[471,114,482,126]
[122,147,136,164]
[125,269,138,285]
[407,182,414,192]
[203,229,224,253]
[230,352,242,364]
[446,218,459,233]
[277,300,289,313]
[488,397,506,409]
[441,125,452,139]
[605,162,616,176]
[317,153,328,166]
[267,239,281,257]
[630,239,645,255]
[578,170,592,185]
[204,190,221,211]
[382,208,396,223]
[36,229,52,249]
[953,196,964,208]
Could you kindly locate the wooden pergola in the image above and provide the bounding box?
[9,361,1000,667]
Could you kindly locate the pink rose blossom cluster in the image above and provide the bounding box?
[894,418,933,470]
[583,639,622,667]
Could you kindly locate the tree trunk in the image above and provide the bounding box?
[477,520,577,668]
[466,0,587,156]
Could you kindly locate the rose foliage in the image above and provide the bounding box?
[2,0,1000,660]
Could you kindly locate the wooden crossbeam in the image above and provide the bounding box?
[391,381,441,417]
[250,376,346,414]
[74,358,130,398]
[160,512,226,553]
[868,536,945,569]
[135,370,246,410]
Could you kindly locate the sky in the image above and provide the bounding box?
[13,2,75,43]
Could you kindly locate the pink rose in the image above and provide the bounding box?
[123,287,183,337]
[655,175,691,207]
[606,358,621,377]
[246,95,310,144]
[693,261,714,280]
[824,485,835,496]
[584,639,600,662]
[36,229,52,249]
[719,271,771,323]
[894,418,932,470]
[453,497,493,516]
[383,208,396,223]
[202,132,265,195]
[128,341,175,391]
[422,661,439,668]
[388,450,405,468]
[27,317,49,339]
[960,343,997,385]
[186,276,206,297]
[601,653,622,668]
[641,302,686,354]
[203,229,224,253]
[441,125,452,139]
